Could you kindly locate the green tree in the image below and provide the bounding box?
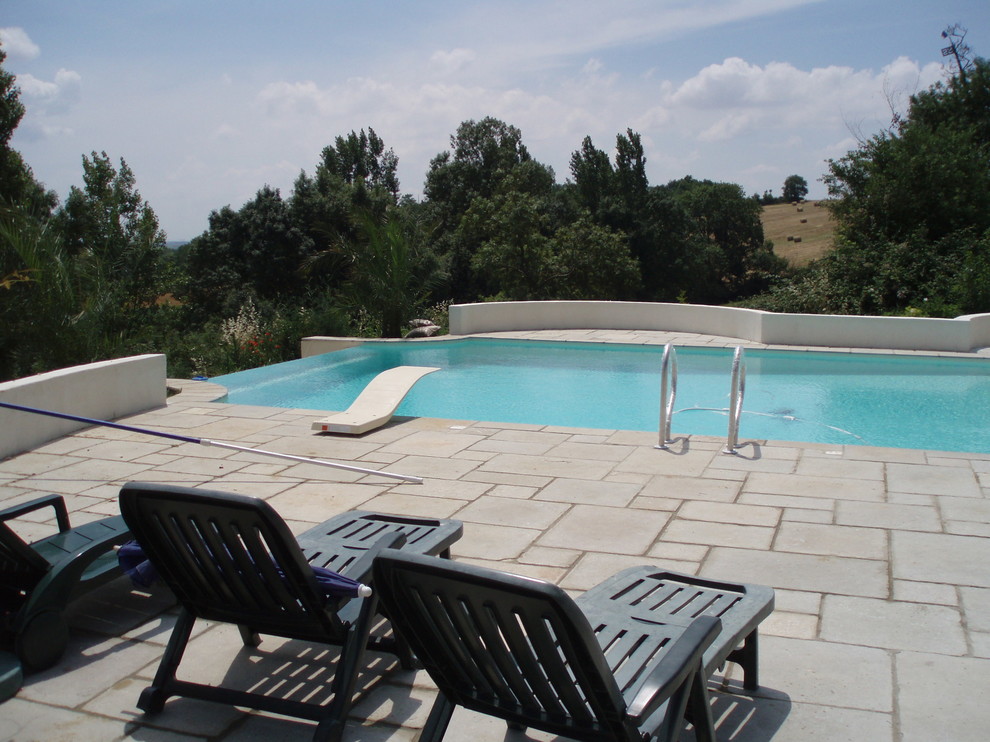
[339,207,437,337]
[548,216,641,299]
[782,175,808,203]
[183,186,314,318]
[0,47,56,214]
[57,152,168,308]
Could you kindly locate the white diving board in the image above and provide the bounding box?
[312,366,440,435]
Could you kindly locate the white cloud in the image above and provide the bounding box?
[15,68,81,115]
[430,48,476,74]
[0,27,40,59]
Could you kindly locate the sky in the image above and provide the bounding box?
[2,0,987,241]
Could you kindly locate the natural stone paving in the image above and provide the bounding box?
[2,330,990,741]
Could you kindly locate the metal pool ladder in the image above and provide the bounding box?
[723,346,746,454]
[655,343,677,449]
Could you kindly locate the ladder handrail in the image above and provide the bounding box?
[723,346,746,454]
[656,343,678,449]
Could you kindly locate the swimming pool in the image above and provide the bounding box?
[213,338,990,453]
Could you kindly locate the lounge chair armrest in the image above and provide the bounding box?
[0,494,71,532]
[339,531,408,585]
[626,615,721,723]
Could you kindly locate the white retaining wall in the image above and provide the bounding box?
[448,301,990,353]
[0,354,167,460]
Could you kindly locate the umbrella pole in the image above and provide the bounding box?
[0,400,422,483]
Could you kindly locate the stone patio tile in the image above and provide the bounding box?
[17,634,165,708]
[835,500,941,531]
[678,500,781,527]
[760,636,893,712]
[892,531,990,587]
[151,455,249,477]
[647,541,709,562]
[454,522,542,560]
[546,441,636,462]
[638,473,741,502]
[490,428,571,445]
[487,483,538,499]
[774,522,887,559]
[630,495,682,511]
[762,610,819,639]
[738,492,834,511]
[186,417,285,441]
[461,470,552,488]
[39,456,156,483]
[960,586,990,632]
[71,438,174,461]
[820,595,966,654]
[945,520,990,537]
[710,698,893,742]
[706,454,797,474]
[894,579,959,606]
[772,589,822,615]
[896,652,990,742]
[842,445,926,464]
[663,519,775,550]
[377,454,480,480]
[0,451,85,475]
[795,456,885,480]
[456,495,568,530]
[391,478,491,501]
[480,452,616,480]
[704,547,888,597]
[535,477,641,507]
[782,507,832,524]
[887,462,981,497]
[360,492,465,520]
[939,495,990,523]
[538,504,669,555]
[466,438,557,455]
[267,481,386,519]
[378,430,486,458]
[613,446,713,476]
[0,699,131,741]
[456,557,566,583]
[519,545,581,568]
[744,471,885,501]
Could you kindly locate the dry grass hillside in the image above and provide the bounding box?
[761,200,835,267]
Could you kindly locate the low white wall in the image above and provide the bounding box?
[301,337,369,358]
[0,354,167,460]
[449,301,990,353]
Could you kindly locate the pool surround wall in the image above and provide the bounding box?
[446,301,990,353]
[0,354,167,459]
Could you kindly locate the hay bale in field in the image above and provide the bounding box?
[793,236,803,243]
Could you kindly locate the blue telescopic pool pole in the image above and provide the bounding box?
[0,400,423,483]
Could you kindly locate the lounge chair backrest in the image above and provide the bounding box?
[0,519,50,597]
[372,549,640,741]
[119,482,348,643]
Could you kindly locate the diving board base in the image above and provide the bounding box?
[312,366,440,435]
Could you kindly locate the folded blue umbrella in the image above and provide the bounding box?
[116,541,371,598]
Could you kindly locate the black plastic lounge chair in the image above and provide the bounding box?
[578,567,775,691]
[372,549,723,742]
[118,482,462,742]
[1,494,131,671]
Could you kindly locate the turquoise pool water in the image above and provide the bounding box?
[213,338,990,453]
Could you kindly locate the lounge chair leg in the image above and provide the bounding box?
[237,624,261,647]
[420,691,456,742]
[140,608,196,714]
[686,669,716,742]
[729,630,760,690]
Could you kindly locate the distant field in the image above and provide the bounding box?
[761,200,835,267]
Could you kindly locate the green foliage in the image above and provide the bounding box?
[751,57,990,317]
[782,175,808,203]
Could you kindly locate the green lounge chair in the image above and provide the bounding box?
[119,482,462,742]
[372,549,724,742]
[1,494,131,671]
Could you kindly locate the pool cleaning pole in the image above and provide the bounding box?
[0,400,423,483]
